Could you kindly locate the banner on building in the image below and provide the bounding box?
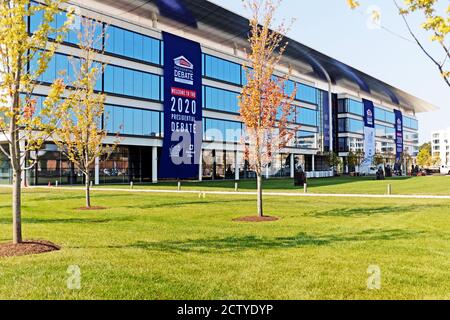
[160,32,203,179]
[394,110,404,162]
[361,99,375,173]
[322,91,330,152]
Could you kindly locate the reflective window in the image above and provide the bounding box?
[203,86,239,113]
[296,84,317,104]
[295,131,316,149]
[104,105,161,137]
[30,52,102,91]
[203,54,241,85]
[30,2,102,50]
[339,118,364,134]
[375,124,395,139]
[403,116,418,130]
[296,108,317,126]
[104,65,161,100]
[375,107,395,124]
[204,118,243,142]
[105,25,161,65]
[338,99,363,116]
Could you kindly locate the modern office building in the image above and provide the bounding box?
[432,128,450,166]
[0,0,437,185]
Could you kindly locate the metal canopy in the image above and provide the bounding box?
[95,0,438,113]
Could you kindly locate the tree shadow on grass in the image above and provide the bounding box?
[122,199,255,210]
[29,193,131,203]
[114,229,424,253]
[311,204,446,218]
[0,216,135,225]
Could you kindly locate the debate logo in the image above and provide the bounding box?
[366,109,373,126]
[174,56,194,69]
[174,56,195,85]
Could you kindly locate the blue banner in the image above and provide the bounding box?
[322,91,330,151]
[361,99,375,173]
[363,99,375,128]
[394,110,404,162]
[160,32,202,179]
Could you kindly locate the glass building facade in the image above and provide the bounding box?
[0,0,424,185]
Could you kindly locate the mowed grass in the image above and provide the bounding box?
[0,187,449,300]
[95,175,450,195]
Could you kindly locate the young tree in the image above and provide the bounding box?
[347,150,365,173]
[55,19,118,209]
[0,0,72,244]
[326,151,343,175]
[416,142,433,167]
[373,152,385,166]
[239,0,296,217]
[347,0,450,87]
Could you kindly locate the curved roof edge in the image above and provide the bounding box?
[98,0,439,114]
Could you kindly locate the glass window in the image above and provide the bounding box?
[103,65,161,100]
[404,116,418,130]
[30,3,103,50]
[113,66,124,95]
[339,118,364,134]
[296,131,316,149]
[348,99,363,115]
[105,25,161,64]
[124,69,134,96]
[204,86,239,113]
[338,99,363,116]
[348,119,364,134]
[133,33,143,61]
[104,105,161,137]
[296,108,317,126]
[204,54,241,85]
[375,107,395,124]
[296,84,317,104]
[204,118,242,142]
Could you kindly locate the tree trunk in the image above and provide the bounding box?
[257,173,263,217]
[12,168,22,244]
[85,172,91,208]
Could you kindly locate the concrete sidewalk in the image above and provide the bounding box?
[13,185,450,200]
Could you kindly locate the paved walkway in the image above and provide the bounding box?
[15,185,450,200]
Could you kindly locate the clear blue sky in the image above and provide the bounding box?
[209,0,450,144]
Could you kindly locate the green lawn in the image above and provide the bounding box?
[95,175,450,195]
[0,186,449,299]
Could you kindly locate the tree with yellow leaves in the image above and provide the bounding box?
[55,19,119,209]
[347,0,450,87]
[0,0,72,244]
[239,0,296,218]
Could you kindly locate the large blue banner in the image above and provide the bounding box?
[322,91,330,151]
[361,99,375,173]
[363,99,375,129]
[160,32,202,179]
[394,110,404,162]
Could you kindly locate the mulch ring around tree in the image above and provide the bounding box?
[0,240,60,258]
[75,206,108,211]
[233,216,280,223]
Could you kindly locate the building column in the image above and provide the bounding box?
[265,165,270,179]
[152,146,158,183]
[94,157,100,185]
[290,153,295,178]
[312,154,315,172]
[199,149,203,182]
[234,151,240,181]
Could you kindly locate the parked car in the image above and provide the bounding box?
[440,165,450,175]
